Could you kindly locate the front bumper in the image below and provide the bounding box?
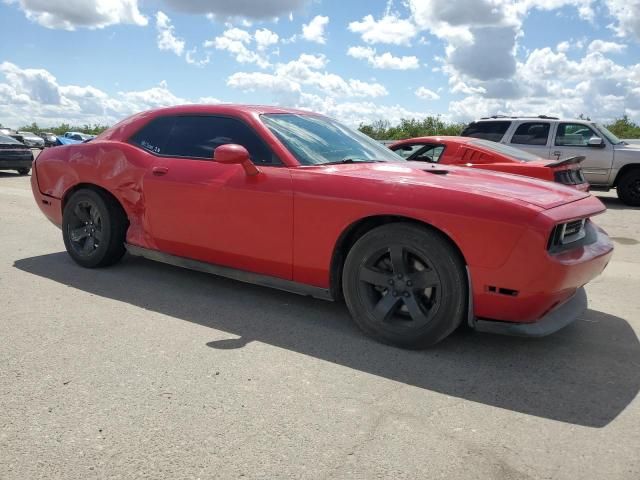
[470,210,613,327]
[474,287,587,337]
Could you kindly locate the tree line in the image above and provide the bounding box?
[358,115,640,140]
[2,115,640,139]
[1,122,110,136]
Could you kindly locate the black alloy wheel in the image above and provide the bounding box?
[66,199,103,258]
[62,189,127,268]
[357,245,441,329]
[343,223,467,349]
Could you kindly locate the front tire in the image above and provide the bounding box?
[342,223,467,349]
[17,168,30,175]
[62,189,127,268]
[617,170,640,206]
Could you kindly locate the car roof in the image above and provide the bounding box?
[140,104,316,117]
[391,136,476,146]
[97,104,328,143]
[473,116,592,123]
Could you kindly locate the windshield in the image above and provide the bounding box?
[594,123,624,145]
[261,113,404,165]
[470,139,542,162]
[0,135,22,144]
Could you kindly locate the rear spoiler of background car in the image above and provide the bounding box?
[546,155,585,168]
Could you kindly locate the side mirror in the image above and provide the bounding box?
[214,144,259,176]
[587,136,605,148]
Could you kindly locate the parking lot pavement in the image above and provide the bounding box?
[1,172,639,480]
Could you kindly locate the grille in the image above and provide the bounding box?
[554,168,586,185]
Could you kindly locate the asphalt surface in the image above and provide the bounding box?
[1,171,639,479]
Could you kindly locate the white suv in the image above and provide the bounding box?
[461,116,640,206]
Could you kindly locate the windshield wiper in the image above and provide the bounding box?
[321,158,385,165]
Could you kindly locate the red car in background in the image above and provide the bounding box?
[390,136,589,191]
[31,105,612,348]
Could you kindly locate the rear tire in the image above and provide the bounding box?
[342,223,467,349]
[17,168,30,175]
[62,189,127,268]
[617,170,640,206]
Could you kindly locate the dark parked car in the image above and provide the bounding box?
[0,134,33,175]
[38,132,58,147]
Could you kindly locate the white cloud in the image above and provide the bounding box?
[156,11,185,57]
[6,0,147,30]
[604,0,640,40]
[348,14,418,45]
[0,62,213,127]
[295,93,430,126]
[227,54,388,101]
[302,15,329,44]
[447,46,640,122]
[254,28,279,50]
[204,27,272,68]
[347,46,420,70]
[227,72,301,96]
[185,48,211,67]
[160,0,308,19]
[587,39,627,54]
[415,87,440,100]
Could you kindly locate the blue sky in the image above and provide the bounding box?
[0,0,639,128]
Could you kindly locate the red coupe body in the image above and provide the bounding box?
[31,105,613,344]
[390,136,589,191]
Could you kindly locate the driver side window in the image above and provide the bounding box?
[555,123,598,147]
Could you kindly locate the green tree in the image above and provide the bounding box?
[358,117,465,140]
[604,115,640,139]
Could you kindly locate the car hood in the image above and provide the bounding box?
[310,162,590,209]
[614,142,640,153]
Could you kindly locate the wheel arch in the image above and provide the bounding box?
[329,215,468,300]
[61,183,128,222]
[613,163,640,187]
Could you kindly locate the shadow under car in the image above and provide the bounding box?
[14,251,640,428]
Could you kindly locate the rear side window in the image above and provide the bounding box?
[392,143,426,158]
[461,121,511,142]
[510,122,550,145]
[410,145,445,163]
[129,116,175,154]
[130,115,281,165]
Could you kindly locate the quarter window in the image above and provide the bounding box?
[461,121,511,142]
[393,143,425,159]
[410,145,445,163]
[129,116,175,154]
[555,123,598,147]
[510,122,550,145]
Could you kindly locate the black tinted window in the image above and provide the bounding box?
[164,116,279,165]
[461,121,511,142]
[510,122,550,145]
[129,116,175,154]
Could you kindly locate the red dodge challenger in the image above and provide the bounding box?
[389,136,589,191]
[31,105,613,348]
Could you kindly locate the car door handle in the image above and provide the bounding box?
[152,166,168,176]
